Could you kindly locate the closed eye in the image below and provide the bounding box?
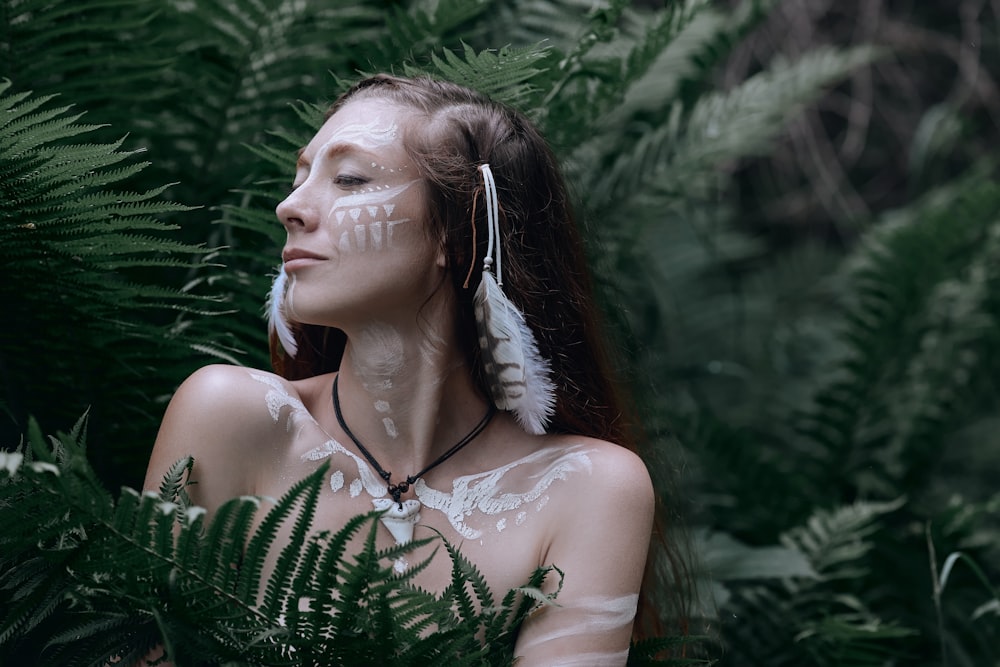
[335,174,368,188]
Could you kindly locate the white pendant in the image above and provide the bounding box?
[372,498,421,544]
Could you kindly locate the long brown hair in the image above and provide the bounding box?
[270,74,691,639]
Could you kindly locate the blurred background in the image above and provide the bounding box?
[1,0,998,663]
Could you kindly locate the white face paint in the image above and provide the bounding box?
[327,181,417,256]
[321,117,399,149]
[277,100,440,329]
[300,120,413,260]
[369,159,405,174]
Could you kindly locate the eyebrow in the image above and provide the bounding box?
[295,141,377,170]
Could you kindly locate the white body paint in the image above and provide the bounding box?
[249,371,594,540]
[415,446,592,540]
[301,437,389,498]
[518,594,639,649]
[518,593,638,666]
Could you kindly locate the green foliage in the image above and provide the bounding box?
[675,164,1000,665]
[589,45,879,205]
[0,419,527,665]
[795,169,1000,502]
[718,499,916,667]
[0,418,701,665]
[407,43,553,105]
[3,0,999,664]
[0,80,228,479]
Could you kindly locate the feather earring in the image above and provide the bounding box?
[266,265,298,357]
[473,164,556,435]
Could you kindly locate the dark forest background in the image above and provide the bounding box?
[1,0,998,664]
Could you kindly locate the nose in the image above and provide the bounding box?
[275,186,316,232]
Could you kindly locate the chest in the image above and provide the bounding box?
[249,443,581,603]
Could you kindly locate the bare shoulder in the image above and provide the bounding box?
[547,434,654,511]
[143,365,299,510]
[512,437,655,664]
[529,434,654,608]
[160,364,292,436]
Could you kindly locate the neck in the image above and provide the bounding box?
[334,317,489,476]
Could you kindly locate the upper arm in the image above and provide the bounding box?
[143,365,274,514]
[513,444,654,667]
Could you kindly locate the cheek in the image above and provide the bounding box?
[322,182,425,256]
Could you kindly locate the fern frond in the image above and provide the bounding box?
[592,45,877,204]
[376,0,490,65]
[440,534,496,624]
[615,0,718,104]
[795,168,1000,498]
[2,418,702,663]
[0,85,230,458]
[720,499,911,665]
[781,498,905,578]
[248,465,323,609]
[409,42,551,105]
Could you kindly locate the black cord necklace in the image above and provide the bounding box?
[332,375,496,507]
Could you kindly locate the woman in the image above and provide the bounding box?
[145,74,669,664]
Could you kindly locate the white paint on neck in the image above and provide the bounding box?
[350,322,404,394]
[382,417,399,439]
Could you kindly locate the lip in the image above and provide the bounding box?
[282,248,328,271]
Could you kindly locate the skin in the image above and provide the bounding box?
[144,99,654,665]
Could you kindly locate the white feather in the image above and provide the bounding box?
[266,266,298,357]
[474,269,556,434]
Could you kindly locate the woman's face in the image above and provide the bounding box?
[275,98,444,328]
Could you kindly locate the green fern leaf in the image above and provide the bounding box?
[412,42,551,105]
